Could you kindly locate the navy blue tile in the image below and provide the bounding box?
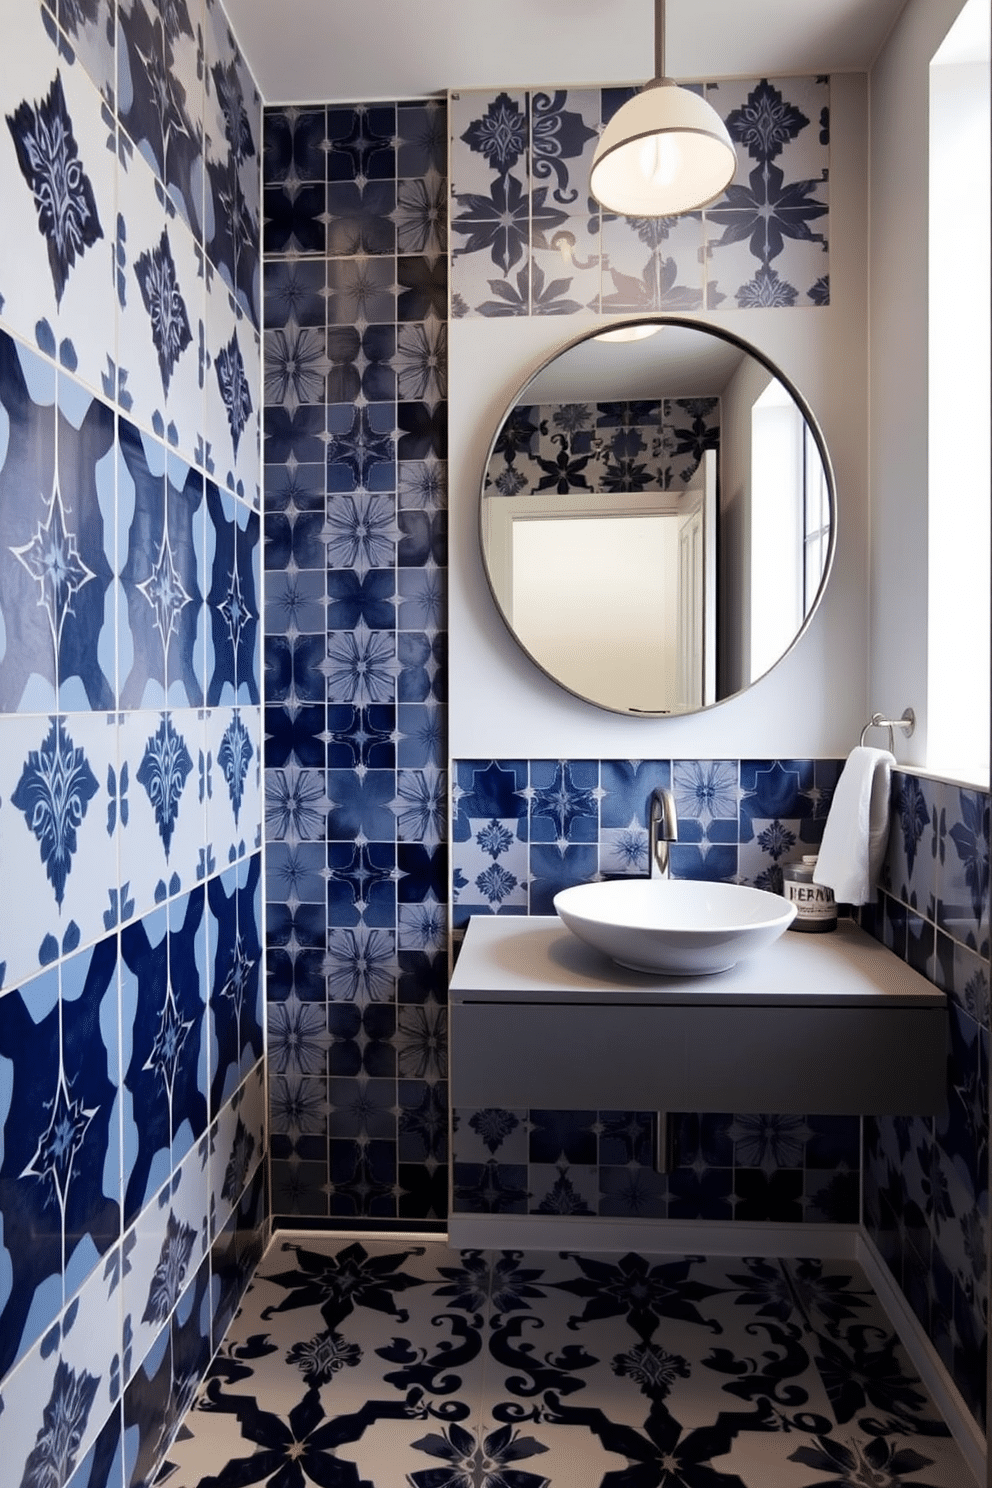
[327,706,396,769]
[453,1161,528,1214]
[263,259,325,329]
[528,843,598,913]
[734,1169,804,1222]
[263,108,326,184]
[667,1167,733,1220]
[398,399,447,460]
[398,255,447,321]
[327,570,395,629]
[265,704,327,769]
[530,1110,597,1164]
[397,101,447,177]
[325,181,396,256]
[326,105,396,182]
[263,183,326,255]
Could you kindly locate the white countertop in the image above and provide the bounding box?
[450,915,947,1007]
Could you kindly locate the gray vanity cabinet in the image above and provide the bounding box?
[449,917,948,1116]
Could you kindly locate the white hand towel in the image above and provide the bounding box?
[812,746,895,905]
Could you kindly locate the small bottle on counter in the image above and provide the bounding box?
[782,855,837,933]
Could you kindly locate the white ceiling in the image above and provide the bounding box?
[226,0,912,106]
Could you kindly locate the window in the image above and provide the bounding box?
[928,0,990,783]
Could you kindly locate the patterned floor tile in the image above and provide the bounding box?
[162,1237,977,1487]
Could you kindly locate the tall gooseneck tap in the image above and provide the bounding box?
[648,787,678,878]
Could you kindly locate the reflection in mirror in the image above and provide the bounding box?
[480,318,834,716]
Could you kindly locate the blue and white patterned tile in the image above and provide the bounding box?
[117,418,168,709]
[55,0,117,108]
[210,1061,265,1241]
[0,711,117,982]
[601,212,705,314]
[207,705,261,866]
[599,760,671,877]
[884,770,938,912]
[528,759,600,846]
[122,1147,208,1389]
[0,6,116,390]
[165,212,207,457]
[703,78,830,309]
[119,708,202,908]
[121,1319,175,1488]
[203,0,260,327]
[58,1240,126,1474]
[119,905,172,1227]
[115,146,171,439]
[168,886,209,1165]
[163,452,207,707]
[0,964,62,1376]
[55,374,116,710]
[205,282,258,501]
[117,0,203,239]
[0,330,59,715]
[210,856,263,1116]
[936,782,989,956]
[668,758,739,880]
[60,934,123,1301]
[206,482,260,705]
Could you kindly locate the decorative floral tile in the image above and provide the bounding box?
[450,79,830,318]
[205,282,257,500]
[117,0,203,238]
[160,1238,974,1488]
[204,0,260,327]
[0,711,118,985]
[0,6,117,391]
[703,77,830,310]
[115,144,174,439]
[935,781,989,957]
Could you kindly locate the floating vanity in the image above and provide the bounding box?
[450,915,948,1117]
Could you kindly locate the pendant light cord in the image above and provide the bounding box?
[655,0,666,82]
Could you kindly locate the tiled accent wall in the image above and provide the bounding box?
[863,771,990,1433]
[450,78,830,318]
[451,756,860,1222]
[0,4,265,1486]
[485,398,720,497]
[261,100,449,1222]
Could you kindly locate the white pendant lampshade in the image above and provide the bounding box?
[589,1,736,217]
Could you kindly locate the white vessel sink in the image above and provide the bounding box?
[553,878,797,975]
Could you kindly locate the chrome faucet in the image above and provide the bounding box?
[648,787,678,878]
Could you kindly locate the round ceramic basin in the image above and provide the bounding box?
[553,878,797,976]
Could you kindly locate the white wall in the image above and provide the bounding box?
[868,0,974,768]
[449,72,870,760]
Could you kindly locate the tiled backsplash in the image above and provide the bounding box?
[452,756,844,921]
[0,3,265,1485]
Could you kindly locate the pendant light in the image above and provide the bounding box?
[589,0,737,217]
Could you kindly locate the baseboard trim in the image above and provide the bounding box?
[856,1231,986,1487]
[446,1213,862,1256]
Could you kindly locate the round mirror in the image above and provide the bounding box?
[480,317,835,716]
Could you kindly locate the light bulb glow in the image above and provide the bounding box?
[638,132,682,187]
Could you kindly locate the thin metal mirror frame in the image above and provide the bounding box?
[478,314,838,717]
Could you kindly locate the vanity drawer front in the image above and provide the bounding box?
[450,1002,948,1115]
